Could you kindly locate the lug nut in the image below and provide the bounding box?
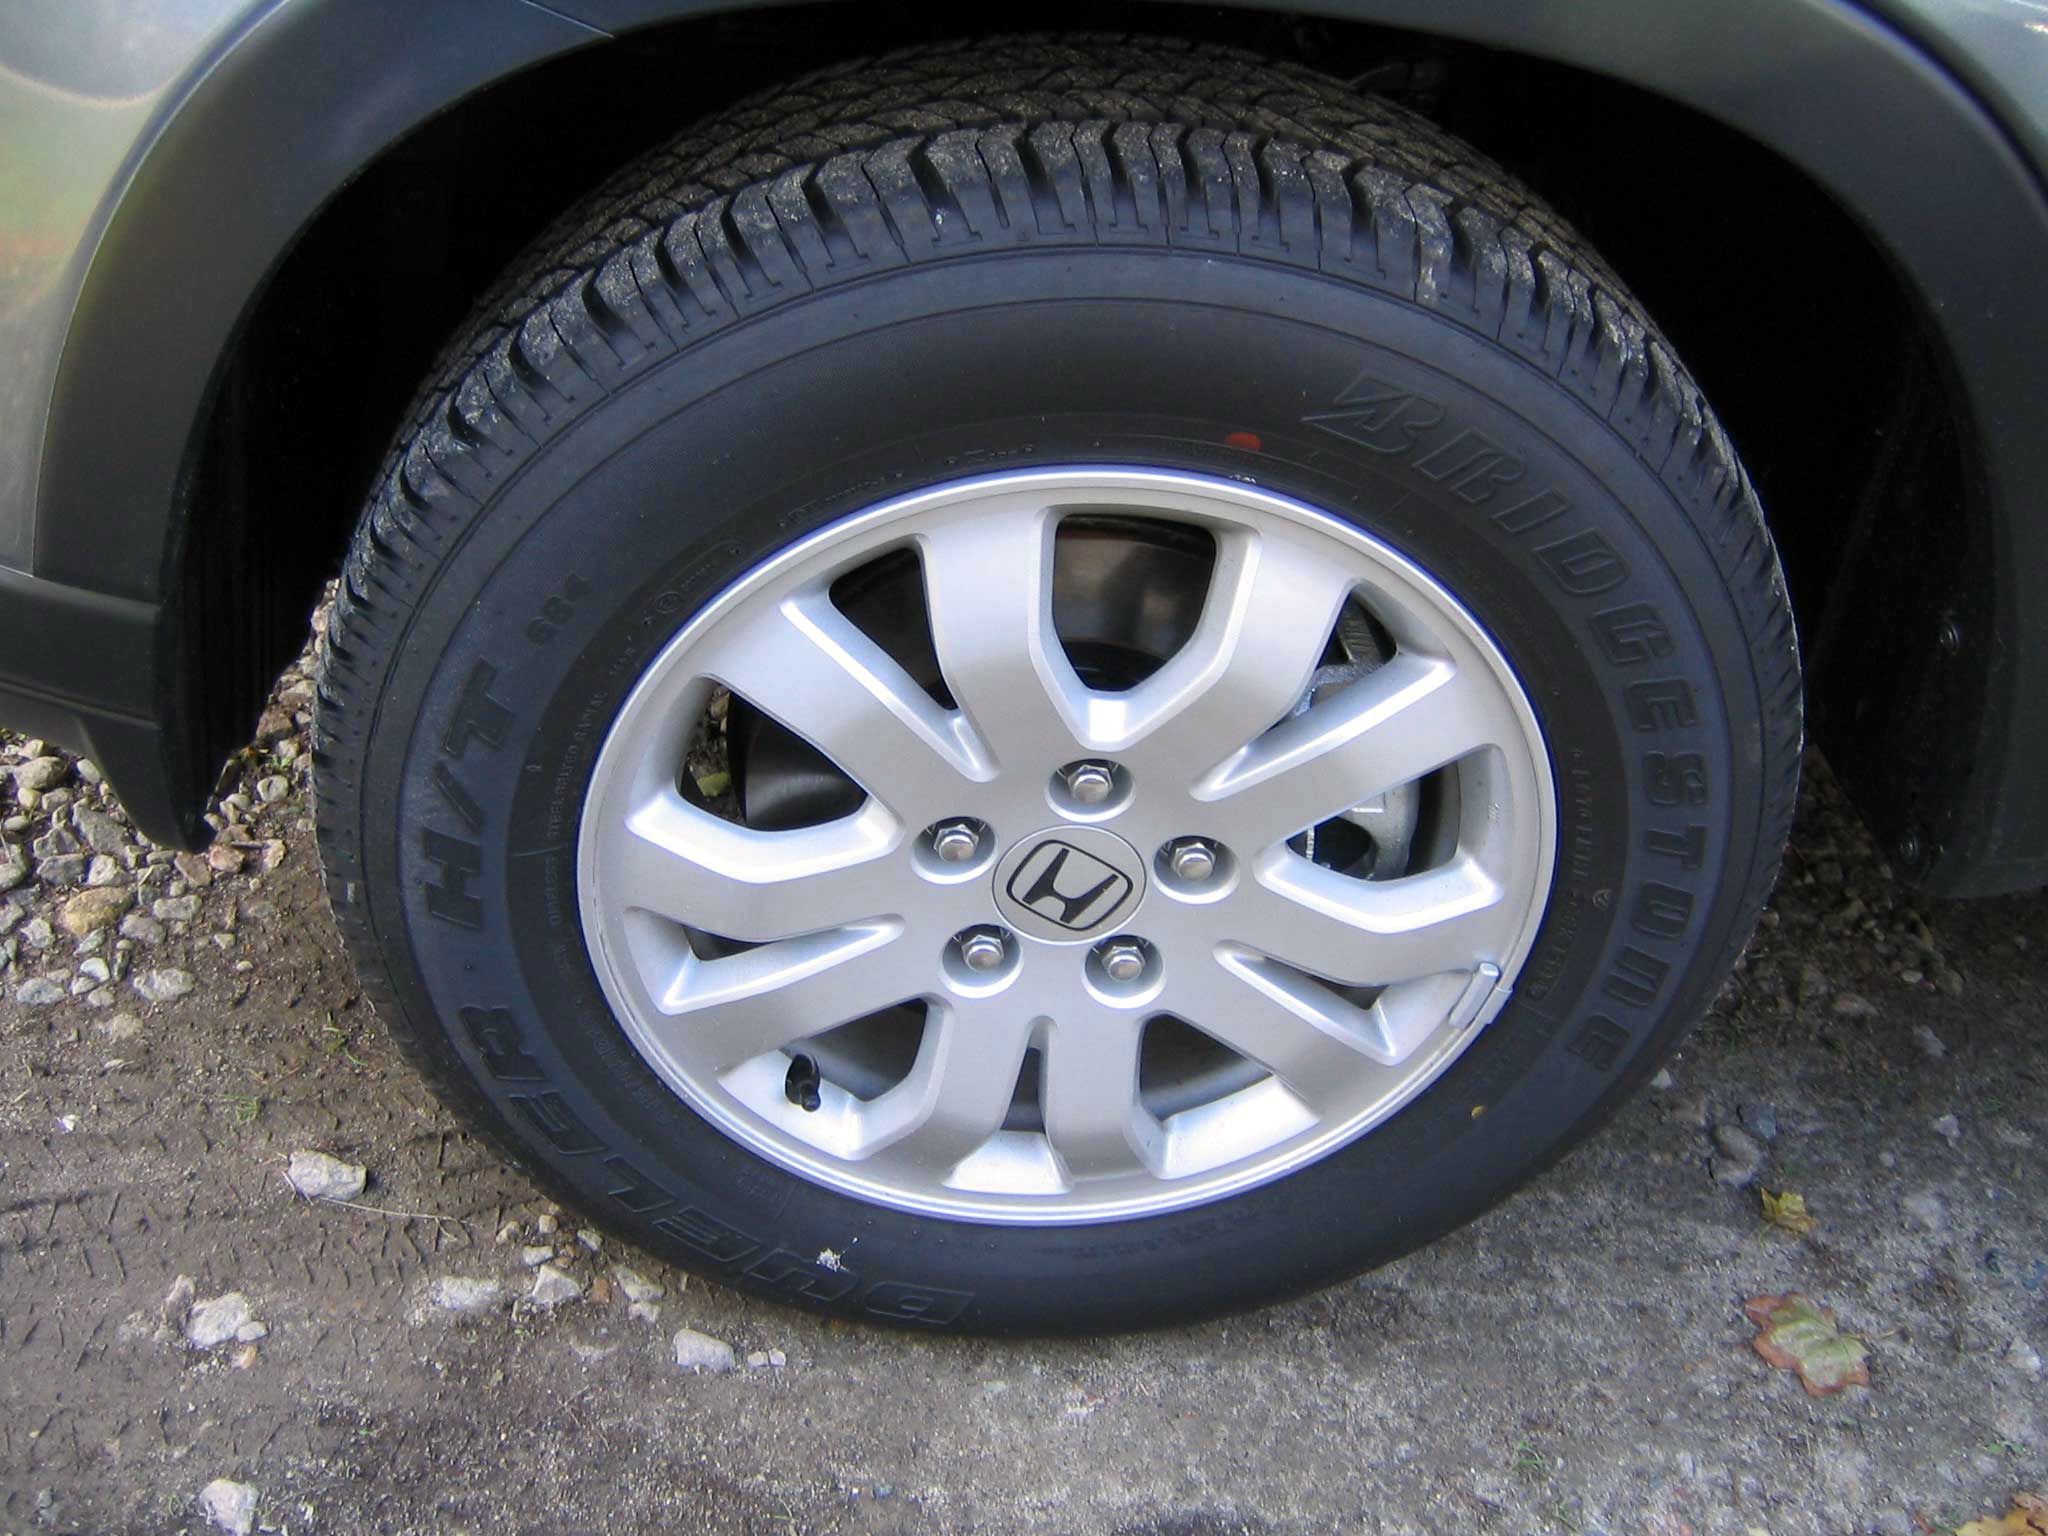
[1063,761,1117,806]
[957,928,1009,973]
[1097,939,1148,984]
[1168,838,1219,883]
[931,819,982,864]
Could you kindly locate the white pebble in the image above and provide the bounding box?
[186,1292,255,1349]
[671,1327,736,1373]
[429,1276,504,1314]
[286,1150,367,1201]
[530,1264,583,1307]
[198,1478,258,1536]
[613,1266,665,1304]
[132,967,195,1003]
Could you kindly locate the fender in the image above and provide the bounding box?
[25,0,2048,891]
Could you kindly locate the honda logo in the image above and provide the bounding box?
[1005,840,1133,932]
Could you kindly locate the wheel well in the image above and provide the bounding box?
[186,2,1970,837]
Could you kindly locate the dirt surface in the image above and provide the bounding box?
[2,690,2044,1535]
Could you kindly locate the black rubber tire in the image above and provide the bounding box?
[314,35,1801,1334]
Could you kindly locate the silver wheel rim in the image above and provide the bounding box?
[578,469,1557,1224]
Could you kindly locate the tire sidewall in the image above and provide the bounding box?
[354,251,1762,1330]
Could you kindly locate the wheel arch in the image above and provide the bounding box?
[33,0,2048,892]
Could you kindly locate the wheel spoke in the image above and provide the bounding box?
[1040,1015,1158,1181]
[604,789,899,942]
[852,1003,1037,1169]
[1231,852,1514,986]
[1190,950,1415,1107]
[1107,525,1358,777]
[1195,652,1506,848]
[918,503,1088,771]
[699,586,992,818]
[647,920,910,1071]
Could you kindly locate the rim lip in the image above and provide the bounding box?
[576,467,1558,1226]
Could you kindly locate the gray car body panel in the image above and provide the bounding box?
[0,0,2045,892]
[0,0,261,570]
[1867,0,2048,171]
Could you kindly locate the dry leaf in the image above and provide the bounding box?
[1957,1494,2048,1536]
[1761,1189,1817,1235]
[1742,1292,1870,1396]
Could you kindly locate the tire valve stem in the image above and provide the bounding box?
[784,1053,823,1112]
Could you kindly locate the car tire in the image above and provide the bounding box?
[314,36,1801,1332]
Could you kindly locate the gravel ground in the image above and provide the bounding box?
[0,658,2043,1536]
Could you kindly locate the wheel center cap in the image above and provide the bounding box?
[992,825,1147,944]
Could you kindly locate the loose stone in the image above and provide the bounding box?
[1710,1123,1764,1188]
[430,1276,504,1314]
[119,912,165,945]
[71,806,127,853]
[58,885,131,937]
[531,1265,584,1307]
[13,757,66,792]
[198,1478,258,1536]
[186,1292,256,1349]
[613,1266,665,1305]
[38,854,87,885]
[132,968,196,1003]
[286,1150,367,1201]
[671,1327,737,1373]
[14,976,65,1006]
